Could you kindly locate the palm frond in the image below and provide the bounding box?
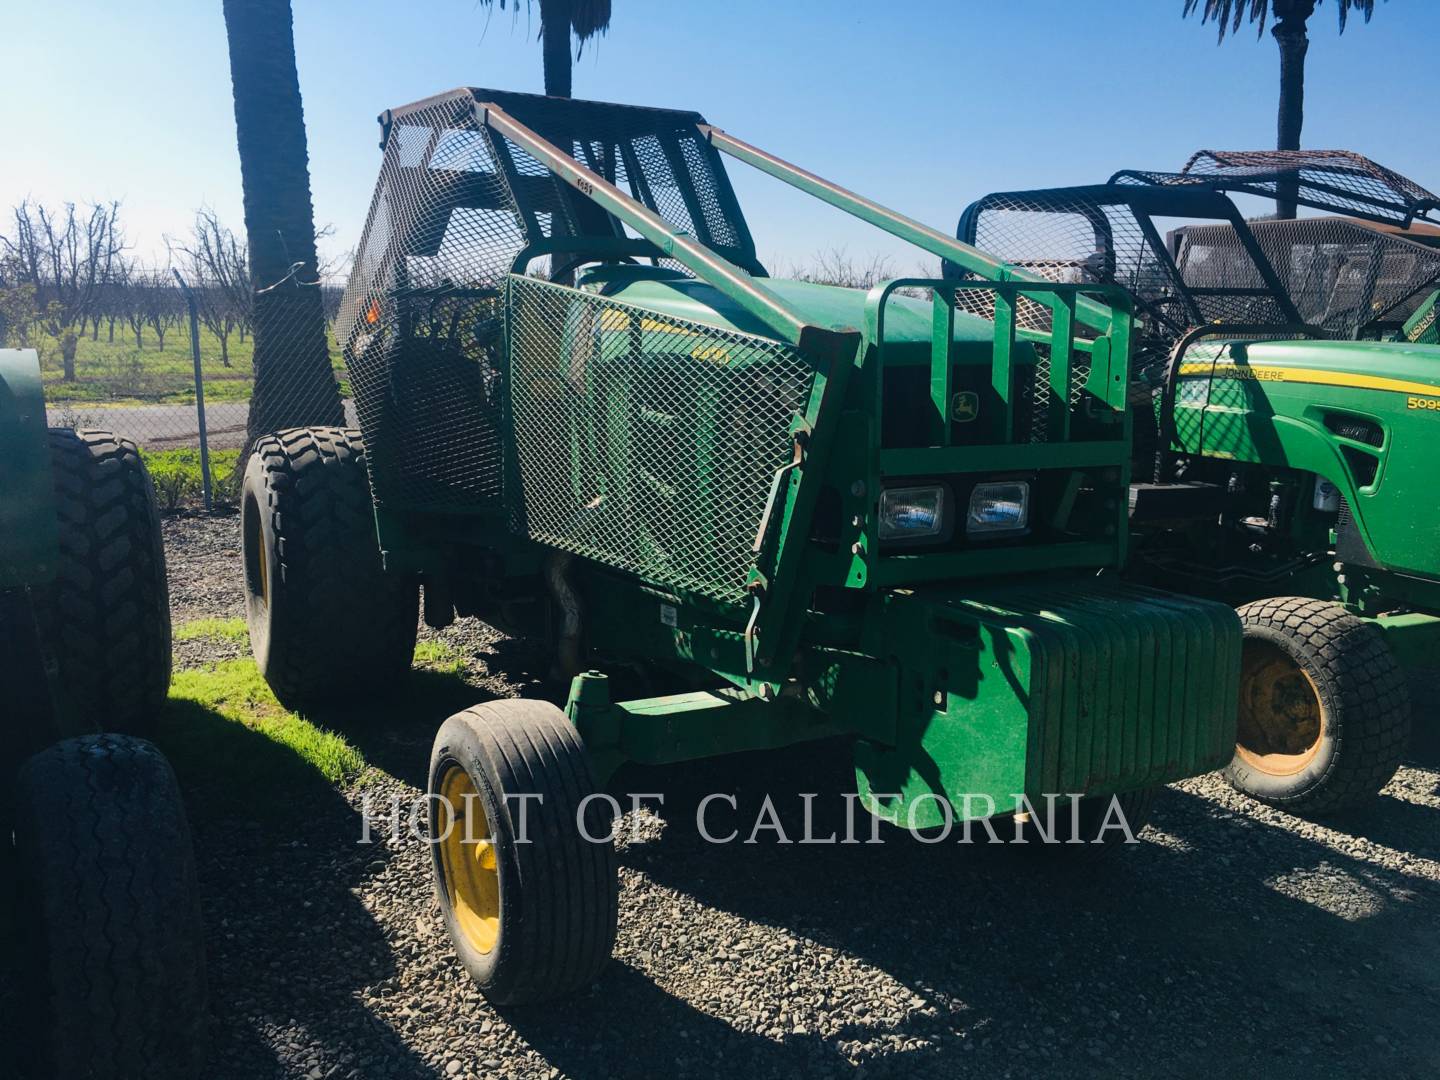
[473,0,612,47]
[1182,0,1383,41]
[1182,0,1270,42]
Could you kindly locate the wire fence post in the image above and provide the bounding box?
[172,270,213,511]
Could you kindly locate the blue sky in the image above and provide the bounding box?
[4,0,1432,274]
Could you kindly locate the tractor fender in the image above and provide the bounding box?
[0,349,59,587]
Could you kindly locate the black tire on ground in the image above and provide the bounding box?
[1224,596,1410,815]
[11,735,206,1079]
[35,428,170,735]
[428,700,619,1005]
[241,427,417,710]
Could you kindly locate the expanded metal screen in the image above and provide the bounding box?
[1118,150,1440,228]
[505,276,814,602]
[950,188,1294,382]
[1173,217,1440,338]
[334,88,760,511]
[951,191,1186,337]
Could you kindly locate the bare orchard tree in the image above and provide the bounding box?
[0,200,125,379]
[789,248,895,290]
[119,260,147,349]
[174,208,251,367]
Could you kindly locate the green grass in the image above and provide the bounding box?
[39,324,348,406]
[173,617,249,645]
[157,658,367,818]
[141,447,241,509]
[413,639,467,675]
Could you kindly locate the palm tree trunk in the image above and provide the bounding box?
[1272,15,1311,219]
[222,0,344,466]
[539,0,572,97]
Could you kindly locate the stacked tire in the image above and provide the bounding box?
[7,429,205,1079]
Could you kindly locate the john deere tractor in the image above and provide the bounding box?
[0,348,205,1077]
[238,88,1243,1004]
[955,150,1440,816]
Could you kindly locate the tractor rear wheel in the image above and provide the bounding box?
[241,427,417,710]
[12,734,206,1079]
[35,428,170,735]
[428,699,618,1004]
[1225,597,1410,815]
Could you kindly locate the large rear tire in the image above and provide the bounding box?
[241,427,417,710]
[1224,597,1410,815]
[35,428,170,735]
[428,699,618,1004]
[12,734,206,1079]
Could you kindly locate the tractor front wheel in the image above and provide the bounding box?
[428,699,618,1004]
[1225,597,1410,815]
[241,427,417,710]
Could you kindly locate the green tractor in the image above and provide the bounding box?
[955,150,1440,816]
[238,88,1243,1004]
[0,349,205,1078]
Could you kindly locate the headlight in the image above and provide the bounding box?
[966,481,1030,537]
[878,485,952,542]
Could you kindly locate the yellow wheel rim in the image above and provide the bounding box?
[1235,640,1326,777]
[254,518,268,601]
[437,765,500,954]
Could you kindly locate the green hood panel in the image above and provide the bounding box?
[600,274,999,346]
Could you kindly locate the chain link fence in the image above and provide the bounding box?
[22,268,353,511]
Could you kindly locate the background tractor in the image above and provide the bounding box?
[0,348,206,1078]
[954,151,1440,816]
[237,88,1245,1004]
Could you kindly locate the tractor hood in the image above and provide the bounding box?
[1211,338,1440,398]
[589,271,998,347]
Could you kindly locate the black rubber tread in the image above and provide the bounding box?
[1225,596,1411,815]
[241,426,417,710]
[428,699,618,1004]
[34,428,170,735]
[12,734,206,1079]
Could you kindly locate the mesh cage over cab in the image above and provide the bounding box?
[1117,150,1440,229]
[505,276,815,602]
[1173,217,1440,338]
[948,185,1299,396]
[334,88,761,512]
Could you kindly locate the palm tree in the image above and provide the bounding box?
[1182,0,1384,217]
[221,0,344,461]
[479,0,613,97]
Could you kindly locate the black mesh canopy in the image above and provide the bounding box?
[1114,150,1440,228]
[334,87,763,513]
[949,184,1301,376]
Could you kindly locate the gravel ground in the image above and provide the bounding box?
[17,512,1440,1079]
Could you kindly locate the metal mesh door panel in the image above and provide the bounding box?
[505,276,815,601]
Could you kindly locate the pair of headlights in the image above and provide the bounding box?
[877,481,1030,543]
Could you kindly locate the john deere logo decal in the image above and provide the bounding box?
[950,391,980,423]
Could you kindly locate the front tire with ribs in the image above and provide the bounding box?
[37,428,170,735]
[242,427,417,710]
[1225,596,1410,815]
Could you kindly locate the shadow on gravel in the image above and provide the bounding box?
[309,669,500,790]
[503,961,827,1079]
[585,745,1440,1079]
[157,700,443,1080]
